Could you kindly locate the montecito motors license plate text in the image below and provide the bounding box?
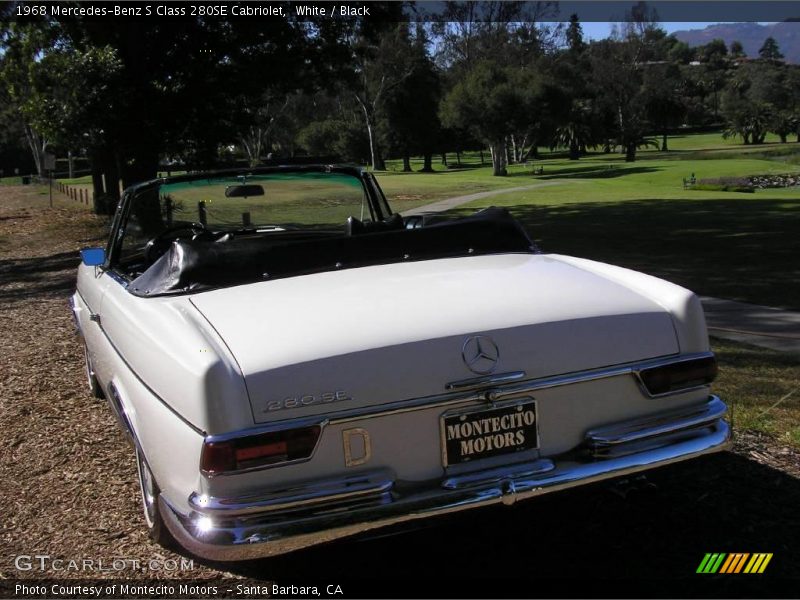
[442,399,538,466]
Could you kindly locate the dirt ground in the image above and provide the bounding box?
[1,185,798,594]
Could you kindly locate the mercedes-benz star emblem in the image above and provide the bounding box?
[461,335,500,375]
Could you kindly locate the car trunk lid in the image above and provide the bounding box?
[189,253,679,424]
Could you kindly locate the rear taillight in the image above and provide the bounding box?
[638,356,718,396]
[200,425,321,475]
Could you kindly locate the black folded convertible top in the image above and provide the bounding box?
[129,207,537,297]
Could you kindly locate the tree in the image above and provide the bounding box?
[720,63,783,144]
[759,37,784,61]
[642,62,686,151]
[553,99,593,159]
[1,16,357,212]
[440,60,539,175]
[383,24,442,172]
[668,40,694,64]
[565,14,586,54]
[0,23,57,178]
[730,40,746,59]
[588,38,646,162]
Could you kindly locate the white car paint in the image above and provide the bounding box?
[189,253,689,424]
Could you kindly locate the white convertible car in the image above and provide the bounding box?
[72,165,730,560]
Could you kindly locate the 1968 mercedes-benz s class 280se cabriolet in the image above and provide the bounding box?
[71,165,730,560]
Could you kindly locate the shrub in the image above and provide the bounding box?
[691,183,755,193]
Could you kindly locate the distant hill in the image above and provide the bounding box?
[672,22,800,64]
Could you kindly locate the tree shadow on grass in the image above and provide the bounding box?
[201,453,799,593]
[539,165,662,180]
[503,164,662,180]
[451,197,800,310]
[0,250,79,304]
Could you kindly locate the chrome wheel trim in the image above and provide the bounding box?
[136,449,157,529]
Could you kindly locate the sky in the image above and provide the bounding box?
[579,22,774,40]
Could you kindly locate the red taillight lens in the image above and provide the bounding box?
[639,356,718,396]
[200,425,321,475]
[200,441,236,474]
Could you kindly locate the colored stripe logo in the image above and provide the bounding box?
[697,553,773,574]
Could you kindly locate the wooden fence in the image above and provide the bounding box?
[56,181,93,207]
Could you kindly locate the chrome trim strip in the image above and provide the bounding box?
[441,458,554,490]
[215,353,714,441]
[104,268,131,287]
[490,351,714,402]
[327,352,713,424]
[585,396,728,449]
[160,396,730,561]
[68,294,81,334]
[205,416,330,443]
[328,391,479,425]
[190,470,394,515]
[445,371,526,391]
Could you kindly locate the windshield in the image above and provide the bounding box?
[159,171,372,229]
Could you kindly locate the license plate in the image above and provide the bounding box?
[441,399,538,466]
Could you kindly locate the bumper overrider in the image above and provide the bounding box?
[161,395,730,561]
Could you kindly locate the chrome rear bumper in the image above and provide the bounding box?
[160,395,730,561]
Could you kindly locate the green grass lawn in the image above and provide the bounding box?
[713,337,800,448]
[379,138,800,310]
[49,131,800,307]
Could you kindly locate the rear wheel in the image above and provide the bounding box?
[82,343,104,399]
[135,448,174,546]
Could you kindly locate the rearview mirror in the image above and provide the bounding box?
[80,247,106,267]
[225,184,265,198]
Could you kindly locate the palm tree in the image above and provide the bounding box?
[553,100,593,160]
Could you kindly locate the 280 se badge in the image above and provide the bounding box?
[264,390,352,413]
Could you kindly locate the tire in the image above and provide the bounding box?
[135,447,174,547]
[82,343,105,399]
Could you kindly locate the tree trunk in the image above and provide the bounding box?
[779,133,787,143]
[355,97,383,171]
[569,139,580,160]
[441,153,447,166]
[456,151,461,165]
[402,153,411,172]
[420,153,434,172]
[366,119,379,169]
[89,150,106,215]
[479,149,484,164]
[89,149,121,216]
[489,140,508,176]
[68,151,75,179]
[23,123,47,177]
[661,132,668,152]
[625,142,636,163]
[121,151,158,189]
